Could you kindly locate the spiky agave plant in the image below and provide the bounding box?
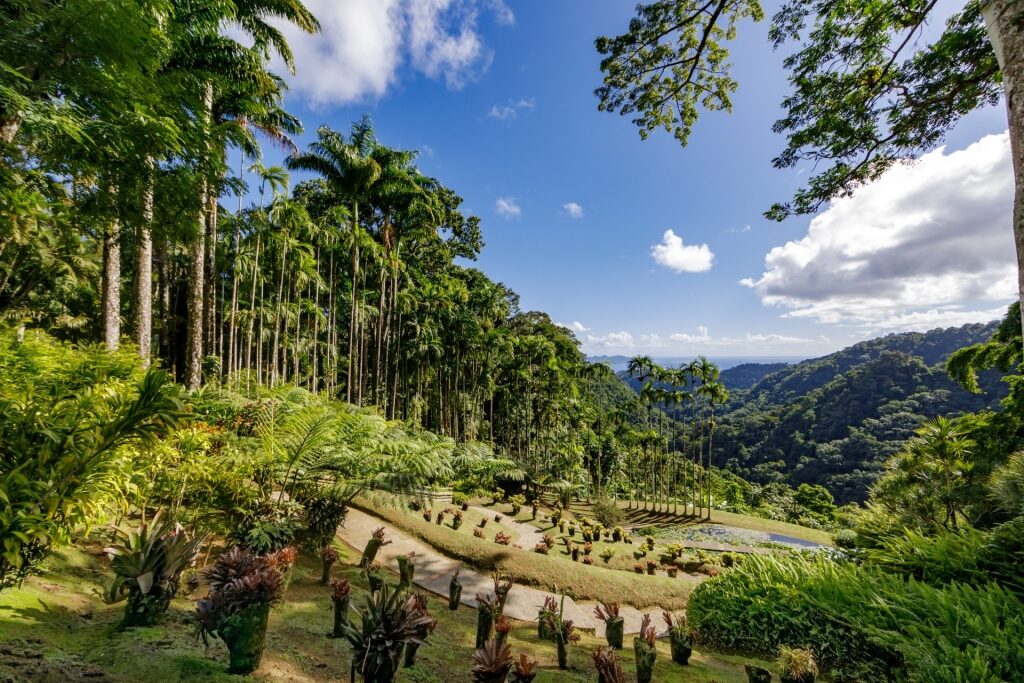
[341,583,435,682]
[106,512,206,627]
[593,646,626,683]
[195,547,284,674]
[594,601,624,649]
[471,639,513,683]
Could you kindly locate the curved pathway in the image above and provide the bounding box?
[337,507,665,636]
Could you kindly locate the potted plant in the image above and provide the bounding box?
[436,510,446,525]
[397,554,415,590]
[567,523,576,537]
[778,646,818,683]
[494,615,513,648]
[320,545,340,585]
[360,527,391,569]
[593,646,626,683]
[645,537,655,551]
[365,563,384,594]
[594,602,624,649]
[666,564,678,578]
[403,594,437,668]
[633,562,644,574]
[663,612,692,665]
[329,578,351,638]
[452,510,464,529]
[510,653,538,683]
[471,640,513,683]
[583,555,594,565]
[542,595,580,670]
[492,570,513,615]
[474,527,486,538]
[494,530,511,545]
[105,513,206,627]
[633,614,658,683]
[422,509,432,523]
[531,503,538,520]
[195,547,284,674]
[646,559,658,575]
[534,542,549,554]
[537,596,557,639]
[267,546,298,591]
[745,664,773,683]
[601,547,616,563]
[475,592,498,648]
[449,567,463,610]
[479,518,488,529]
[340,583,435,683]
[612,526,623,542]
[571,546,580,561]
[584,541,593,556]
[543,533,555,549]
[510,494,525,515]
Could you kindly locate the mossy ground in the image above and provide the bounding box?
[0,541,776,682]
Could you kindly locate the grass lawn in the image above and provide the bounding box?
[0,541,776,682]
[354,498,696,610]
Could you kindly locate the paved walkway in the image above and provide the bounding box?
[336,508,667,636]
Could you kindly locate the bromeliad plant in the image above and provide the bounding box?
[634,614,658,683]
[105,512,206,627]
[543,594,580,670]
[320,545,340,585]
[537,595,558,639]
[341,583,436,683]
[403,593,437,668]
[475,592,498,648]
[195,547,284,674]
[329,578,351,638]
[471,639,513,683]
[594,601,624,649]
[360,527,391,569]
[663,611,693,665]
[593,646,626,683]
[510,653,539,683]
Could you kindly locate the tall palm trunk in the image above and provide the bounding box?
[271,233,288,387]
[185,81,213,390]
[101,183,121,351]
[133,157,154,365]
[204,190,218,365]
[347,202,359,404]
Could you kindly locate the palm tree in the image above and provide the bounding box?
[287,118,383,404]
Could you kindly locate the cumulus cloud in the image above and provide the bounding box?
[556,321,590,333]
[742,133,1016,331]
[651,230,715,273]
[267,0,509,106]
[563,202,584,219]
[488,98,535,121]
[495,196,521,218]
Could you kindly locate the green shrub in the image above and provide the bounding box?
[636,525,658,537]
[451,492,468,507]
[689,553,1024,682]
[833,528,858,549]
[593,498,625,528]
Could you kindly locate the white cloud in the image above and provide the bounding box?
[651,230,715,273]
[488,98,535,121]
[267,0,509,106]
[556,321,591,333]
[563,202,584,219]
[743,133,1016,331]
[582,327,830,354]
[495,196,521,218]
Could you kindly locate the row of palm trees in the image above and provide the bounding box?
[624,355,729,519]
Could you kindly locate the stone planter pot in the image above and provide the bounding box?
[745,665,772,683]
[633,638,657,683]
[669,632,692,665]
[330,595,350,638]
[781,674,815,683]
[604,616,624,649]
[219,603,271,675]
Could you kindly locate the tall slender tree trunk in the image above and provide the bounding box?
[101,183,121,352]
[134,158,154,366]
[347,203,359,404]
[185,81,213,390]
[983,0,1024,344]
[271,233,288,387]
[204,191,218,366]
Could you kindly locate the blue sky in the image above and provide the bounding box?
[244,0,1016,358]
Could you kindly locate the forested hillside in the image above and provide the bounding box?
[713,323,1008,503]
[617,322,1010,503]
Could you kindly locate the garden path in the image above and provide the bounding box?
[336,507,667,636]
